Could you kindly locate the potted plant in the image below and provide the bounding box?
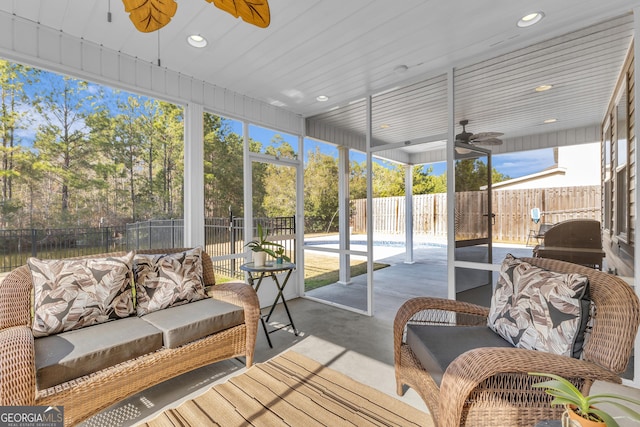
[244,223,284,267]
[274,247,290,264]
[530,372,640,426]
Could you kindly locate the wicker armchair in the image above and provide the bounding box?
[394,257,640,427]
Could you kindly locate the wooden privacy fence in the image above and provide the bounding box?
[351,186,601,244]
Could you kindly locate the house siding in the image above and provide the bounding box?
[602,42,635,277]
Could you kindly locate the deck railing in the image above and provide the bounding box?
[0,226,127,272]
[0,217,297,276]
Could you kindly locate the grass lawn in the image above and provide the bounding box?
[303,252,389,291]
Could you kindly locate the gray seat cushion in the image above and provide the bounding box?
[406,324,513,386]
[35,316,163,389]
[139,297,245,349]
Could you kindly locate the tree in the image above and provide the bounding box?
[203,114,246,217]
[413,165,447,194]
[455,158,510,192]
[0,60,34,227]
[32,76,100,224]
[153,101,183,218]
[304,147,339,232]
[0,61,31,202]
[263,135,296,217]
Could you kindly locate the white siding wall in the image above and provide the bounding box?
[0,12,304,136]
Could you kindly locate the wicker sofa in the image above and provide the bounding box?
[0,247,260,426]
[394,256,640,427]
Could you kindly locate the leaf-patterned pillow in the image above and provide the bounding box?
[134,247,207,316]
[29,252,136,337]
[488,254,590,358]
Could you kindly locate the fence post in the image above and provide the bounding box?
[229,208,235,274]
[31,228,37,257]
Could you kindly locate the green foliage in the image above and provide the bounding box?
[530,372,640,426]
[203,113,245,217]
[414,165,447,194]
[244,223,286,259]
[263,136,297,217]
[455,158,510,192]
[371,162,449,196]
[304,147,339,232]
[0,65,190,228]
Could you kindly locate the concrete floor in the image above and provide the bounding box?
[80,244,640,427]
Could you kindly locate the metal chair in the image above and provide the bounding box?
[526,208,553,246]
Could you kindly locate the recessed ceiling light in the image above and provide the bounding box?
[379,124,391,129]
[517,12,545,28]
[187,34,207,48]
[394,65,408,74]
[543,118,557,124]
[535,84,553,92]
[316,95,329,102]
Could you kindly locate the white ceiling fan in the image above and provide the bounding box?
[455,119,504,146]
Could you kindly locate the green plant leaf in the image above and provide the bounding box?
[530,372,640,425]
[589,408,618,427]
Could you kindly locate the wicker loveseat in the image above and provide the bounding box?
[0,247,260,426]
[394,256,640,427]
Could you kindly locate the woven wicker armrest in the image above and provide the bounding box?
[208,281,260,367]
[0,326,35,406]
[439,347,622,427]
[209,281,260,314]
[394,297,490,362]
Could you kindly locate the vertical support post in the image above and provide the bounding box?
[171,219,175,248]
[31,228,37,257]
[184,103,205,248]
[446,68,457,301]
[338,146,351,284]
[296,132,305,297]
[230,207,236,274]
[365,95,374,316]
[404,165,414,264]
[631,7,640,388]
[243,121,252,266]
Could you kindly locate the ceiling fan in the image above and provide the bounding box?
[122,0,271,33]
[455,120,504,146]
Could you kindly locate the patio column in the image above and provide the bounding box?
[183,103,205,248]
[446,68,456,300]
[338,146,352,284]
[404,165,414,264]
[632,6,640,387]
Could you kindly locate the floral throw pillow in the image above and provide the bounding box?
[488,254,591,358]
[134,247,207,316]
[29,252,136,337]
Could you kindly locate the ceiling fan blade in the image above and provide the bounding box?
[471,138,503,146]
[123,0,177,33]
[470,131,504,141]
[207,0,271,28]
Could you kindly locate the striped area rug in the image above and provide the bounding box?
[139,351,431,426]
